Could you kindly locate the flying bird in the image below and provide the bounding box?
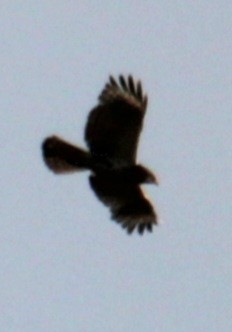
[42,75,158,234]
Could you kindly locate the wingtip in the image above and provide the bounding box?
[101,74,148,111]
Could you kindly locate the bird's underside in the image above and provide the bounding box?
[42,75,158,235]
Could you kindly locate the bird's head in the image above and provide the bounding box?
[128,165,159,185]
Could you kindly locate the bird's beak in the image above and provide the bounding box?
[147,173,159,185]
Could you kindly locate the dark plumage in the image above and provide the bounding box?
[42,75,158,234]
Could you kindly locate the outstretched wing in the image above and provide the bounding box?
[85,75,148,168]
[89,175,157,234]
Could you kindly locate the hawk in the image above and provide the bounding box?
[42,75,159,234]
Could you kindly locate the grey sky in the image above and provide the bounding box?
[1,1,231,331]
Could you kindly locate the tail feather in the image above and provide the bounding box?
[42,136,92,174]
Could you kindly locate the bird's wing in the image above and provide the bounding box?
[85,75,148,168]
[89,175,157,234]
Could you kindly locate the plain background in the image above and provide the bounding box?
[1,2,231,331]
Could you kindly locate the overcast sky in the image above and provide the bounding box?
[1,1,231,331]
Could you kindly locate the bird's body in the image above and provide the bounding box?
[42,75,158,234]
